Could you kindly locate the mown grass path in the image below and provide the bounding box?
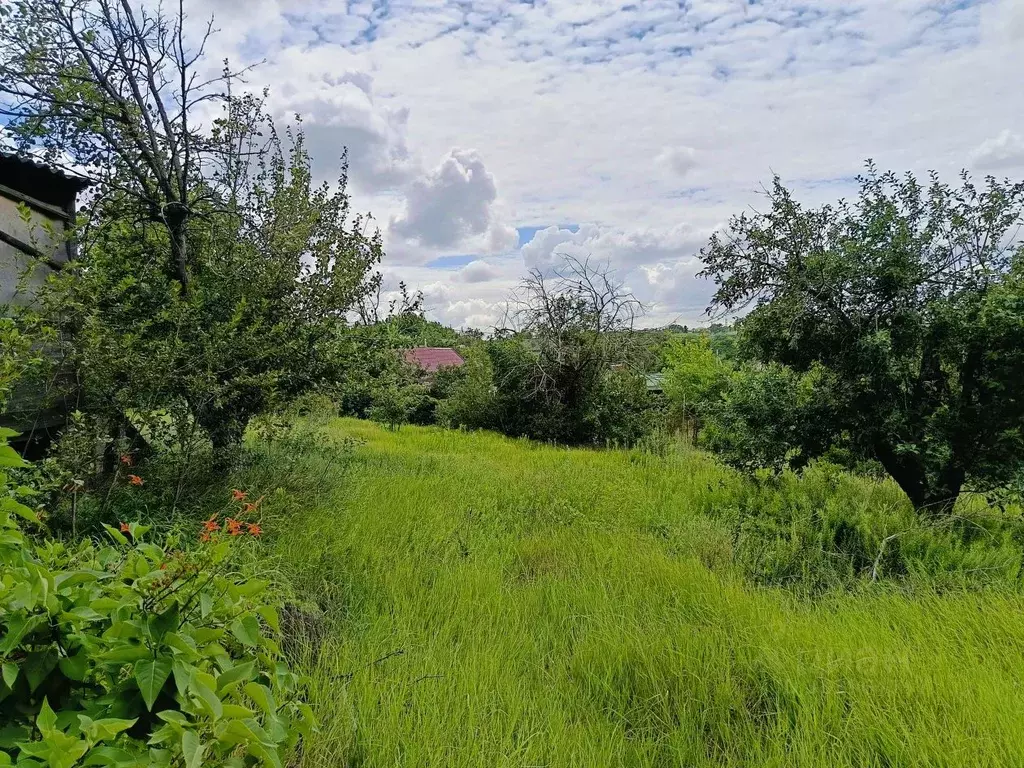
[272,419,1024,767]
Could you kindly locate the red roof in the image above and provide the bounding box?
[402,347,466,373]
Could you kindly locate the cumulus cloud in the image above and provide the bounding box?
[970,130,1024,171]
[192,0,1024,327]
[390,149,516,252]
[261,52,417,191]
[657,146,698,177]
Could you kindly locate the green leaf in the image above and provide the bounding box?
[37,697,57,736]
[171,659,193,698]
[243,683,275,715]
[0,444,27,468]
[229,614,261,648]
[188,670,222,720]
[2,662,17,688]
[23,649,58,692]
[101,524,128,546]
[0,615,44,654]
[0,497,37,523]
[134,658,172,711]
[180,730,205,768]
[216,661,256,694]
[256,605,280,632]
[58,651,89,682]
[146,604,179,642]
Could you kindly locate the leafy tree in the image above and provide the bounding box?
[700,165,1024,515]
[1,1,382,469]
[662,334,733,441]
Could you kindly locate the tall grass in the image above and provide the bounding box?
[250,419,1024,767]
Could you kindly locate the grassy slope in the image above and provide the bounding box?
[267,419,1024,767]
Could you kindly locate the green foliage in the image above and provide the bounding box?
[0,465,312,767]
[662,334,733,439]
[701,165,1024,514]
[368,386,411,432]
[266,418,1024,767]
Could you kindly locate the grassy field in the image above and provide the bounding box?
[254,418,1024,767]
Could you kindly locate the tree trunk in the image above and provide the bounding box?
[873,440,965,516]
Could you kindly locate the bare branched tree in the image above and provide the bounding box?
[498,254,644,401]
[0,0,254,294]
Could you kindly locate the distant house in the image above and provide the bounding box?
[1,151,91,451]
[402,347,466,375]
[644,373,665,394]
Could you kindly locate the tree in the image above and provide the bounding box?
[496,255,644,443]
[700,164,1024,515]
[0,0,247,294]
[662,334,732,442]
[1,1,383,471]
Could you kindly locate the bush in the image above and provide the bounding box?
[0,439,313,767]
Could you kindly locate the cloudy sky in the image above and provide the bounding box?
[199,0,1024,329]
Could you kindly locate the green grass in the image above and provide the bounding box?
[253,419,1024,767]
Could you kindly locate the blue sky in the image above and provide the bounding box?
[193,0,1024,326]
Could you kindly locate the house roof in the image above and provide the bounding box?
[403,347,466,373]
[0,151,92,210]
[645,373,665,392]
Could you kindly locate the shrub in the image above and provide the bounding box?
[0,443,313,767]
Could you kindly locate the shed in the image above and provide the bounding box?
[1,151,92,449]
[402,347,466,374]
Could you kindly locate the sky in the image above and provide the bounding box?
[196,0,1023,328]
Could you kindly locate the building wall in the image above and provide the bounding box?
[0,194,69,305]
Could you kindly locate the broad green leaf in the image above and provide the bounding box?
[216,661,256,693]
[171,659,193,698]
[1,662,17,688]
[134,658,172,711]
[23,649,58,692]
[220,704,255,720]
[243,683,275,715]
[0,615,43,654]
[58,651,89,682]
[247,739,283,768]
[0,497,37,523]
[101,524,128,546]
[188,670,222,720]
[0,444,27,468]
[37,697,57,736]
[230,614,261,648]
[180,730,205,768]
[99,646,151,663]
[155,710,188,725]
[256,605,280,632]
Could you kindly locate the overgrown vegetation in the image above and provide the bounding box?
[261,419,1024,767]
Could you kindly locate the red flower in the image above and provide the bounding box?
[200,532,212,543]
[247,523,262,537]
[120,454,134,466]
[225,518,242,536]
[159,562,167,570]
[119,522,130,534]
[203,517,220,532]
[232,489,247,501]
[128,474,144,487]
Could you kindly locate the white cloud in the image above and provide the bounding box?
[970,130,1024,172]
[657,146,698,177]
[191,0,1024,327]
[389,148,516,253]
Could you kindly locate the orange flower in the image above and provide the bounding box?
[120,454,134,466]
[159,562,167,570]
[203,517,220,532]
[242,496,264,514]
[128,474,144,486]
[232,489,247,501]
[200,532,212,543]
[247,523,262,537]
[225,518,243,536]
[119,522,130,534]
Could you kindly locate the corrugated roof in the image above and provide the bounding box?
[403,347,466,373]
[0,150,92,208]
